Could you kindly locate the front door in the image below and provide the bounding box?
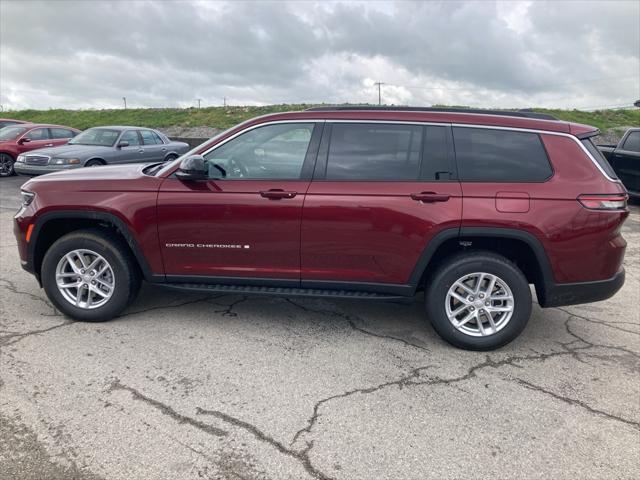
[19,127,53,153]
[157,122,322,282]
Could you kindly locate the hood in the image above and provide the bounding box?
[23,144,112,157]
[23,163,156,189]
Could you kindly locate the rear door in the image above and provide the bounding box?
[49,128,77,147]
[139,130,166,162]
[301,122,462,289]
[157,122,322,281]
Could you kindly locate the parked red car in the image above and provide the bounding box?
[0,123,81,176]
[14,107,628,350]
[0,118,27,129]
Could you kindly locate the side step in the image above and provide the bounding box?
[162,283,413,302]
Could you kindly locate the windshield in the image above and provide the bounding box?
[69,128,120,146]
[0,126,28,141]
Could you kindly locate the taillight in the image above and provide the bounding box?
[578,194,628,210]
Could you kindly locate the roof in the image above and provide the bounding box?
[237,108,598,138]
[0,118,27,123]
[4,123,80,130]
[86,126,157,131]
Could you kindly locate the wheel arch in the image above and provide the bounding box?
[410,227,555,301]
[84,157,106,166]
[29,211,158,284]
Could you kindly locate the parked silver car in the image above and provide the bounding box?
[14,126,190,175]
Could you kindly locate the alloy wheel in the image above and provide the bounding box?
[55,249,115,309]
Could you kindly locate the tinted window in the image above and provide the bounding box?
[622,131,640,152]
[453,127,552,182]
[140,130,162,145]
[421,126,451,180]
[582,138,617,179]
[26,128,49,140]
[0,126,27,141]
[326,123,422,180]
[120,130,141,146]
[0,121,21,129]
[204,123,314,179]
[50,128,76,139]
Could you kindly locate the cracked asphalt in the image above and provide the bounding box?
[1,174,639,480]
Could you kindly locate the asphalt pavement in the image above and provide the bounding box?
[1,174,638,480]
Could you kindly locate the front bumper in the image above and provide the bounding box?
[540,268,625,307]
[14,163,79,176]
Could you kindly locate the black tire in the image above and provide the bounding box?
[425,251,532,351]
[85,159,104,167]
[164,154,178,162]
[0,153,15,177]
[41,230,141,321]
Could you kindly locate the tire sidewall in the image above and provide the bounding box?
[0,153,15,177]
[42,233,133,321]
[426,255,532,350]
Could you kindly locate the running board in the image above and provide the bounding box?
[162,282,412,302]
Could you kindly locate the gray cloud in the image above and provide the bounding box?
[0,0,638,110]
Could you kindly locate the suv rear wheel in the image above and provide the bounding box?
[41,230,141,321]
[425,252,532,350]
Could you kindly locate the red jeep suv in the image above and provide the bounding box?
[14,107,629,350]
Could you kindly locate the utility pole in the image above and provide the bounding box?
[223,97,227,107]
[122,97,127,110]
[196,98,202,109]
[373,82,384,105]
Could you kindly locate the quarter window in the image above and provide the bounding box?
[326,123,423,180]
[204,123,314,179]
[453,127,552,182]
[622,131,640,152]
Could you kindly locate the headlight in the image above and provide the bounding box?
[52,158,81,165]
[16,155,25,163]
[20,190,35,207]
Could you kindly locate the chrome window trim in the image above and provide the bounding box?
[191,119,618,184]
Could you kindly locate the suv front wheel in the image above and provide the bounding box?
[41,230,141,321]
[425,252,532,350]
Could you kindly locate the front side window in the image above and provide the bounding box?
[69,128,120,146]
[51,128,76,139]
[25,128,49,140]
[120,130,141,146]
[622,131,640,152]
[453,127,552,182]
[204,123,314,179]
[326,123,423,180]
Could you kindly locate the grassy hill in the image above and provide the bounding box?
[2,104,638,132]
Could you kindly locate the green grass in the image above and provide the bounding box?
[2,104,638,131]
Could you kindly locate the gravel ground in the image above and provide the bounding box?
[0,175,638,480]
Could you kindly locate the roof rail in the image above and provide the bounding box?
[305,106,558,121]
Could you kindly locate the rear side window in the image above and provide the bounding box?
[140,130,163,145]
[622,131,640,152]
[25,128,50,140]
[581,138,618,179]
[453,127,552,182]
[326,123,422,180]
[50,128,76,139]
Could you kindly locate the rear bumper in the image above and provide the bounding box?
[539,268,625,307]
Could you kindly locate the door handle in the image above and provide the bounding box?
[44,143,53,147]
[138,149,145,154]
[260,189,297,199]
[161,147,167,151]
[410,192,451,203]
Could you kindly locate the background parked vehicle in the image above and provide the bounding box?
[0,123,80,177]
[14,126,190,176]
[0,118,28,129]
[598,128,640,198]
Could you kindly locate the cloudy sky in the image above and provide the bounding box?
[1,0,638,111]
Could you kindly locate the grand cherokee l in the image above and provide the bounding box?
[14,107,629,350]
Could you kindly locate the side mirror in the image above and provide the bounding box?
[18,137,31,144]
[175,155,208,181]
[117,140,129,148]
